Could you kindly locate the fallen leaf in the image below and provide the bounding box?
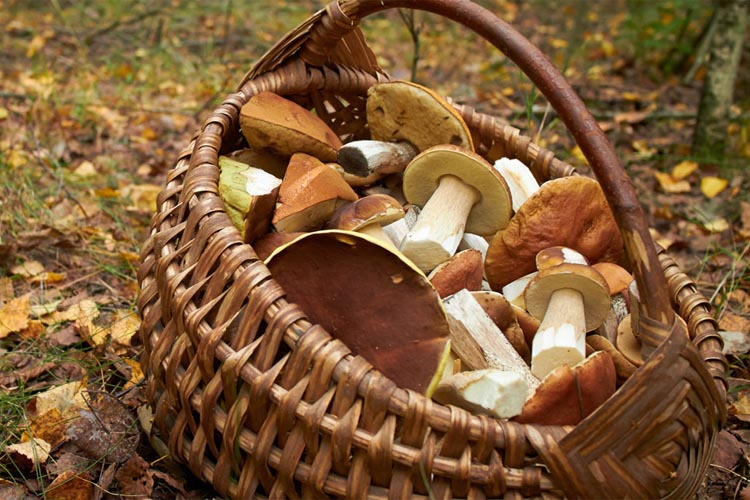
[29,271,66,284]
[115,455,154,497]
[0,293,31,339]
[121,184,162,213]
[671,160,698,180]
[10,260,45,278]
[46,470,92,500]
[29,408,68,448]
[0,107,8,121]
[4,438,52,471]
[721,312,750,333]
[0,278,13,301]
[720,331,750,355]
[703,217,730,233]
[701,176,728,198]
[73,160,97,177]
[732,391,750,422]
[123,358,144,389]
[35,380,88,420]
[654,171,691,193]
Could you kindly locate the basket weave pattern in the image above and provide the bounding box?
[137,1,728,498]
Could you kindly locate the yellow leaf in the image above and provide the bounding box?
[26,34,46,58]
[632,139,657,155]
[671,160,698,180]
[703,216,729,233]
[4,438,51,470]
[701,176,728,198]
[0,293,31,339]
[94,310,140,347]
[570,145,588,165]
[34,380,88,420]
[123,357,145,389]
[0,107,8,120]
[73,160,97,177]
[121,184,162,213]
[29,271,66,284]
[654,171,691,193]
[11,260,45,277]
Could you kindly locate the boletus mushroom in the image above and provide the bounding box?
[337,80,474,177]
[485,175,624,291]
[400,145,512,272]
[265,230,452,395]
[524,247,611,380]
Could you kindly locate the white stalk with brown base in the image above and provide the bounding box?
[524,248,611,380]
[529,287,587,379]
[401,175,480,271]
[400,146,512,272]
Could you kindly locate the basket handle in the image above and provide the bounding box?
[321,0,675,342]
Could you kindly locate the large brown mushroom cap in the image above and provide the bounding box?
[265,230,451,395]
[366,81,473,152]
[515,350,616,425]
[485,176,625,290]
[240,91,343,162]
[402,145,512,236]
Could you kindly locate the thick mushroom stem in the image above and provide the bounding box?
[400,175,480,272]
[530,287,586,379]
[338,140,418,177]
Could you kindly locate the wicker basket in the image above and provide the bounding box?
[137,1,729,498]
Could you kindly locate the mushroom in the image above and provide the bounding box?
[428,249,484,298]
[271,153,358,233]
[252,231,305,260]
[264,230,452,395]
[524,248,611,380]
[592,262,633,342]
[501,272,537,309]
[442,289,539,393]
[337,80,474,178]
[223,147,288,180]
[432,369,528,419]
[485,175,624,290]
[218,156,281,244]
[325,194,405,248]
[400,145,512,272]
[239,91,342,162]
[493,157,540,212]
[382,205,419,249]
[615,314,644,367]
[470,290,531,362]
[515,350,617,425]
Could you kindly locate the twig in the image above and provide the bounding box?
[683,9,719,84]
[218,0,234,63]
[83,8,164,45]
[398,9,421,82]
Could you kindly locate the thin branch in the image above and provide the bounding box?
[84,8,164,45]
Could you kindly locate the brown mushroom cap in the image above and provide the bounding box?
[326,194,405,232]
[616,315,644,366]
[470,291,531,362]
[264,230,451,395]
[524,263,611,331]
[240,91,343,162]
[428,249,484,299]
[402,145,512,236]
[366,81,473,152]
[485,176,625,290]
[515,350,617,425]
[592,262,633,296]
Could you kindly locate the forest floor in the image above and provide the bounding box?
[0,0,749,498]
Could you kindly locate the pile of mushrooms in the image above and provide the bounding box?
[218,82,647,424]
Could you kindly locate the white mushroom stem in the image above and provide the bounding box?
[493,158,540,211]
[432,369,528,419]
[400,175,479,272]
[338,140,418,177]
[530,287,587,379]
[501,272,537,309]
[382,206,419,249]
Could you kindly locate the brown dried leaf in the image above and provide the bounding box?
[4,438,52,471]
[29,408,68,449]
[115,455,154,498]
[66,393,139,464]
[46,470,92,500]
[0,293,31,339]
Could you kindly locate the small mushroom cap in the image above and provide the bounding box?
[536,246,589,271]
[326,194,405,232]
[265,230,451,395]
[470,291,531,362]
[515,350,616,425]
[524,263,611,331]
[428,249,484,299]
[485,176,625,290]
[402,145,512,236]
[366,81,473,152]
[240,91,343,162]
[616,315,644,366]
[592,262,633,296]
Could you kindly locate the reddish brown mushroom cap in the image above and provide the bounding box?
[485,176,625,290]
[515,350,616,425]
[265,230,451,395]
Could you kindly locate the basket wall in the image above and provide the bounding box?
[137,1,728,498]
